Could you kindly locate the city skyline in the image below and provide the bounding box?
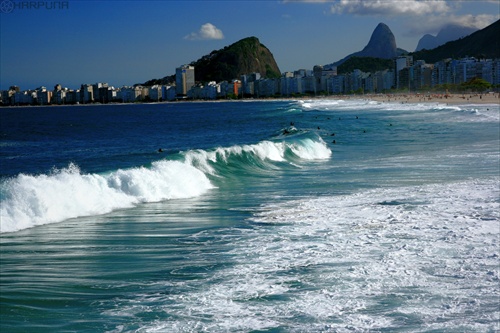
[1,0,498,90]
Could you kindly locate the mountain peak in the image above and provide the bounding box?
[326,22,402,68]
[361,22,398,58]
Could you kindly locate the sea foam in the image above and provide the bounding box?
[116,178,499,333]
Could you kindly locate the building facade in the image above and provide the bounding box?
[175,65,195,96]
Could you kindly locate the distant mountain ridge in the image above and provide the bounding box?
[415,24,478,51]
[325,20,499,75]
[325,23,407,68]
[411,19,500,63]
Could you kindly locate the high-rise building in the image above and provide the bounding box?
[313,65,323,93]
[395,56,413,89]
[176,65,195,96]
[80,84,94,103]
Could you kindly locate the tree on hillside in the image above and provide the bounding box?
[337,56,393,75]
[460,77,491,92]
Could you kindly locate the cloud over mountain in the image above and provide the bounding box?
[184,23,224,40]
[325,0,497,37]
[328,0,450,16]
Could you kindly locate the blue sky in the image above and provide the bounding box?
[1,0,498,90]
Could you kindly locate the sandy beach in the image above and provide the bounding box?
[359,92,500,105]
[3,92,498,108]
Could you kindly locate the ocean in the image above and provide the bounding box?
[0,99,499,332]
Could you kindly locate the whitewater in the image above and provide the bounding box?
[0,99,498,332]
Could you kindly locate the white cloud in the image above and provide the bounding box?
[282,0,329,2]
[404,13,497,36]
[329,0,451,16]
[284,0,498,37]
[184,23,224,40]
[447,14,497,29]
[319,0,497,36]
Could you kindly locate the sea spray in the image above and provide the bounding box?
[0,161,214,233]
[107,160,213,202]
[0,164,136,233]
[289,138,332,160]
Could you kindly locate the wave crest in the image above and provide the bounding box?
[0,136,331,233]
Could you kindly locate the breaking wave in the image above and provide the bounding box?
[0,136,331,233]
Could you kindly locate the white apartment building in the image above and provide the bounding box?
[161,85,176,101]
[188,81,220,100]
[53,89,67,104]
[254,78,279,97]
[36,87,51,105]
[80,84,94,103]
[280,76,302,96]
[12,90,35,105]
[328,75,345,94]
[395,56,414,89]
[119,86,142,102]
[149,85,162,101]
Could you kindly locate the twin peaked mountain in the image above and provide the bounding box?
[145,21,499,85]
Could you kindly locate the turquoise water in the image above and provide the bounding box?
[1,99,499,332]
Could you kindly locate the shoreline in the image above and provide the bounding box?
[1,92,499,108]
[357,92,500,105]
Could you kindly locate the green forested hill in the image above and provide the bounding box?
[190,37,281,83]
[144,37,281,86]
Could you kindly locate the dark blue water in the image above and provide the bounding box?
[1,99,499,332]
[1,102,296,177]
